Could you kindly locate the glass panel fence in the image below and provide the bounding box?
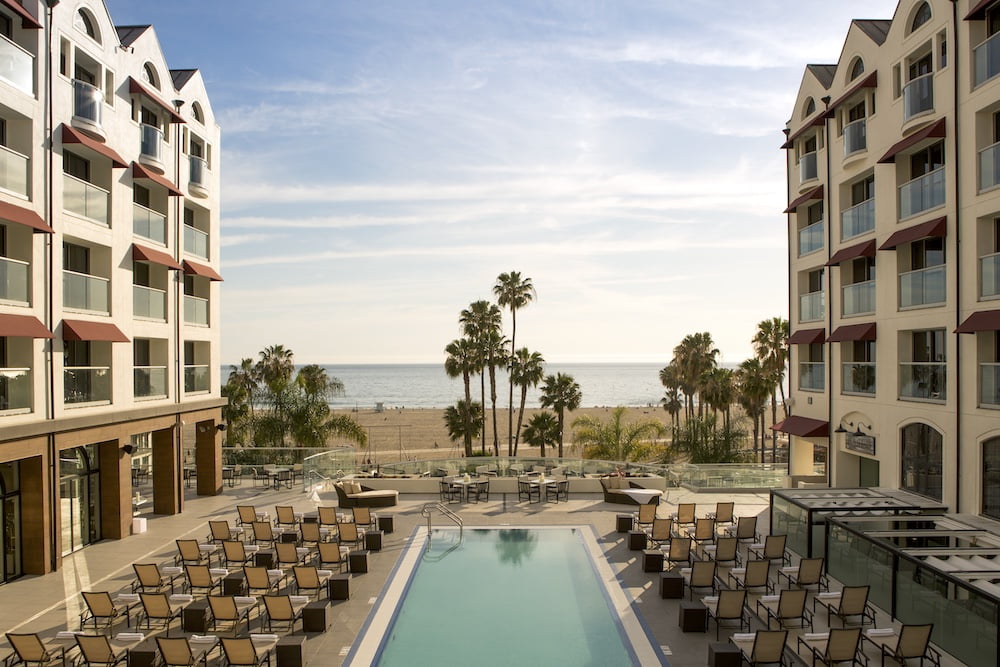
[133,284,165,320]
[799,221,824,256]
[0,255,28,303]
[800,362,825,391]
[899,362,946,401]
[903,73,933,121]
[899,265,945,308]
[799,291,823,322]
[975,30,1000,87]
[133,203,167,244]
[899,167,945,220]
[184,294,208,325]
[799,152,818,182]
[841,198,874,240]
[63,173,109,224]
[63,270,108,313]
[133,366,166,398]
[0,144,28,196]
[0,367,31,411]
[843,118,866,155]
[842,280,875,316]
[64,367,110,404]
[0,33,33,95]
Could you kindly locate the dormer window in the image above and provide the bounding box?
[142,63,159,90]
[911,2,931,33]
[74,9,100,43]
[849,58,865,81]
[191,102,203,124]
[804,98,816,118]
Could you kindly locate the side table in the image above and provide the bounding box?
[182,599,210,632]
[660,571,683,599]
[327,574,350,600]
[302,601,331,632]
[364,530,383,552]
[223,573,246,596]
[708,642,741,667]
[276,636,306,667]
[628,530,647,551]
[616,514,633,533]
[679,600,707,632]
[127,640,158,667]
[643,549,664,573]
[377,515,394,533]
[349,550,369,574]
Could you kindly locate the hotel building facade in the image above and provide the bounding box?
[0,0,224,582]
[783,0,1000,517]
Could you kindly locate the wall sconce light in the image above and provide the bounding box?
[121,444,135,455]
[834,423,849,434]
[216,423,227,432]
[853,422,872,437]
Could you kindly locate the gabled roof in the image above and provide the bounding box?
[116,25,151,48]
[853,19,891,45]
[806,64,837,89]
[171,69,198,90]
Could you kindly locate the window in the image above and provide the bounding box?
[63,242,89,274]
[140,106,159,129]
[911,2,932,33]
[844,340,876,395]
[63,152,90,181]
[806,202,822,225]
[850,256,876,284]
[0,13,11,40]
[73,63,95,86]
[852,175,874,205]
[989,4,1000,37]
[64,340,90,368]
[910,141,944,178]
[900,422,942,500]
[191,102,203,124]
[848,101,865,123]
[908,52,933,81]
[133,184,150,208]
[142,63,158,89]
[133,261,150,288]
[800,268,824,322]
[912,329,945,363]
[800,342,825,391]
[938,32,947,69]
[804,98,816,118]
[984,438,1000,519]
[849,58,865,81]
[134,339,150,367]
[911,237,944,270]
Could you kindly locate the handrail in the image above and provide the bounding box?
[421,502,463,536]
[304,469,331,494]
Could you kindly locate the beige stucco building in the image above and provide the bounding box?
[0,0,224,581]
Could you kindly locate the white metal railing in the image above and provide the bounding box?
[189,155,208,189]
[799,362,825,391]
[0,255,28,303]
[799,151,818,182]
[134,365,167,399]
[975,31,1000,87]
[184,294,208,325]
[0,144,29,196]
[842,280,875,316]
[899,265,945,308]
[63,173,109,224]
[981,363,1000,407]
[798,220,824,256]
[843,118,866,156]
[903,73,934,121]
[72,79,103,128]
[799,291,824,322]
[898,167,944,219]
[63,269,108,313]
[0,367,31,412]
[184,225,209,259]
[0,33,33,95]
[139,124,163,164]
[842,362,876,395]
[133,203,167,244]
[64,366,111,404]
[421,502,464,535]
[899,362,946,401]
[841,198,875,240]
[184,364,210,393]
[133,284,166,320]
[981,252,1000,299]
[980,140,1000,191]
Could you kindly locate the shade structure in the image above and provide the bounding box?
[0,200,52,233]
[878,118,946,163]
[127,78,185,123]
[61,125,127,168]
[132,243,182,270]
[0,313,52,338]
[784,185,824,213]
[966,0,996,20]
[182,260,223,282]
[828,323,876,342]
[771,416,829,438]
[788,328,825,345]
[824,71,878,117]
[62,319,129,343]
[781,113,827,149]
[826,240,876,266]
[0,0,41,29]
[955,310,1000,334]
[879,216,946,251]
[131,162,182,196]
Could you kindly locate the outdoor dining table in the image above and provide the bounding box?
[620,488,663,505]
[267,468,292,489]
[447,476,477,501]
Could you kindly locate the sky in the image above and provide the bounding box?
[104,0,901,366]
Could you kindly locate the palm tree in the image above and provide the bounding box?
[295,364,345,400]
[444,400,483,448]
[494,272,536,454]
[520,411,560,457]
[753,317,790,462]
[459,300,502,453]
[737,358,771,461]
[700,367,736,430]
[660,387,682,429]
[482,328,509,456]
[572,406,665,462]
[228,358,259,416]
[673,333,719,419]
[510,348,545,455]
[539,373,582,458]
[257,344,294,393]
[444,338,478,456]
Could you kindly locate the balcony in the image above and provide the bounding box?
[842,280,875,316]
[0,367,31,412]
[842,362,876,395]
[0,144,29,197]
[63,270,109,313]
[981,252,1000,299]
[134,365,167,399]
[0,255,28,303]
[843,118,866,156]
[184,294,208,325]
[184,225,209,259]
[133,284,166,320]
[184,364,210,393]
[799,362,825,391]
[975,31,1000,87]
[980,141,1000,192]
[72,79,104,137]
[841,198,875,241]
[900,265,945,308]
[189,155,208,198]
[799,152,818,183]
[798,220,824,257]
[903,73,934,121]
[64,366,111,405]
[63,173,109,224]
[138,124,164,173]
[133,203,167,245]
[0,33,33,95]
[898,167,945,220]
[799,291,824,322]
[899,362,946,401]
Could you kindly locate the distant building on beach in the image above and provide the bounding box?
[0,0,223,582]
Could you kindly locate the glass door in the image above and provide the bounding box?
[59,446,99,556]
[0,462,20,583]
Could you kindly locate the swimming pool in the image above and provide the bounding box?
[345,526,665,666]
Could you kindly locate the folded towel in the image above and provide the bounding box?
[250,634,279,642]
[161,566,183,575]
[749,543,764,549]
[198,543,216,550]
[190,635,217,643]
[816,592,840,599]
[266,569,284,577]
[169,594,194,603]
[115,594,140,603]
[209,568,229,576]
[803,633,828,641]
[56,631,82,639]
[114,633,145,642]
[317,569,333,577]
[866,628,896,637]
[730,568,746,575]
[679,568,692,576]
[289,595,310,604]
[760,595,779,603]
[245,545,260,553]
[296,548,310,556]
[234,596,257,605]
[732,633,756,641]
[702,596,719,603]
[779,567,797,574]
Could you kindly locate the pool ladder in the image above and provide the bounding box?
[421,502,463,537]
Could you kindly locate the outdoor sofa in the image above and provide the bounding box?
[600,475,650,505]
[334,481,398,508]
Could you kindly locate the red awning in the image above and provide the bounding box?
[131,162,182,196]
[828,323,877,342]
[0,313,52,338]
[784,185,824,213]
[781,113,827,149]
[0,200,52,233]
[788,328,825,345]
[61,125,127,168]
[62,319,129,343]
[879,216,947,251]
[183,260,223,281]
[878,118,946,163]
[132,244,182,270]
[128,78,185,123]
[771,416,829,438]
[824,72,878,117]
[826,240,876,266]
[966,0,997,20]
[0,0,41,29]
[955,310,1000,333]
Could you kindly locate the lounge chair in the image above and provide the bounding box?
[813,586,875,628]
[702,536,738,567]
[756,588,812,631]
[670,503,697,529]
[663,536,692,571]
[687,518,716,547]
[244,566,283,597]
[862,624,940,667]
[251,521,280,549]
[729,559,772,594]
[132,563,180,594]
[184,564,225,597]
[207,520,242,544]
[707,501,735,528]
[292,566,331,600]
[237,506,264,528]
[299,522,325,549]
[745,534,789,567]
[137,592,191,636]
[333,481,398,508]
[79,591,135,634]
[633,503,657,531]
[274,506,299,529]
[316,541,350,573]
[777,556,828,592]
[337,522,365,549]
[351,507,376,529]
[175,539,214,568]
[4,633,67,667]
[317,507,340,527]
[275,542,309,568]
[222,541,254,568]
[703,589,749,639]
[207,595,255,636]
[75,634,142,667]
[730,629,789,667]
[646,518,674,548]
[262,596,307,634]
[156,637,217,667]
[726,515,758,544]
[220,637,277,667]
[679,559,717,599]
[796,627,863,666]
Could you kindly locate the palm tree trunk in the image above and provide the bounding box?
[462,372,473,457]
[479,372,486,454]
[557,409,565,458]
[778,382,788,418]
[507,312,516,456]
[770,390,778,463]
[489,363,499,457]
[514,385,528,455]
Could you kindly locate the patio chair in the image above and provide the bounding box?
[4,633,67,667]
[687,518,716,547]
[516,478,532,502]
[75,634,141,667]
[646,517,674,548]
[137,592,190,636]
[726,515,758,544]
[252,521,279,549]
[729,559,772,594]
[249,468,269,489]
[670,503,697,528]
[262,595,307,634]
[475,464,498,477]
[291,464,303,483]
[813,586,875,628]
[156,637,216,667]
[633,503,657,530]
[703,589,749,639]
[546,479,567,503]
[222,467,236,488]
[299,521,325,549]
[707,501,735,528]
[352,507,376,529]
[796,627,863,666]
[132,563,180,594]
[663,536,692,571]
[207,520,243,544]
[185,564,225,597]
[680,559,717,599]
[470,479,491,502]
[79,591,134,634]
[222,541,254,568]
[745,534,789,567]
[207,595,255,636]
[292,566,331,600]
[778,557,828,592]
[440,480,462,503]
[524,478,541,503]
[337,522,365,549]
[757,588,812,631]
[244,566,283,597]
[275,469,293,489]
[863,624,940,667]
[316,541,350,573]
[175,539,213,568]
[275,542,309,568]
[730,629,788,667]
[237,505,262,528]
[274,506,299,529]
[220,637,276,667]
[702,536,738,567]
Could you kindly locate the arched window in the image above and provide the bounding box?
[142,63,159,90]
[803,98,816,119]
[911,2,932,32]
[984,437,1000,519]
[901,423,943,500]
[74,9,100,43]
[191,102,203,124]
[849,58,865,81]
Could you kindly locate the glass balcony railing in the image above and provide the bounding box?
[133,203,167,244]
[63,270,109,313]
[139,124,163,164]
[980,141,1000,191]
[189,155,208,190]
[899,362,946,401]
[0,144,29,197]
[63,173,109,224]
[800,362,825,391]
[844,118,866,155]
[842,280,875,316]
[798,220,824,256]
[184,294,208,325]
[900,265,945,308]
[903,73,934,121]
[0,255,29,303]
[982,363,1000,407]
[64,366,111,405]
[981,252,1000,299]
[799,151,818,183]
[842,362,876,395]
[799,291,824,322]
[0,33,33,95]
[134,366,167,399]
[0,367,31,412]
[841,198,875,240]
[184,364,210,393]
[133,284,166,320]
[72,79,103,129]
[899,167,945,219]
[975,31,1000,87]
[184,225,209,259]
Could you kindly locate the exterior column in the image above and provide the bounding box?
[152,427,180,515]
[19,454,50,575]
[98,440,129,539]
[195,420,221,496]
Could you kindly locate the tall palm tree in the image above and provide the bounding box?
[753,317,790,462]
[572,406,665,462]
[295,364,345,400]
[228,357,259,418]
[737,358,771,461]
[510,348,545,455]
[459,300,502,453]
[494,272,536,453]
[700,367,735,430]
[257,344,295,393]
[444,338,478,456]
[521,411,559,457]
[673,332,719,419]
[444,399,483,448]
[540,373,582,458]
[660,387,682,429]
[482,328,509,456]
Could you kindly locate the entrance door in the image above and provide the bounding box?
[859,457,880,488]
[59,446,99,556]
[0,462,20,583]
